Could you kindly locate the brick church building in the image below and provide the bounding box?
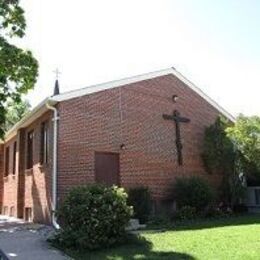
[0,68,234,224]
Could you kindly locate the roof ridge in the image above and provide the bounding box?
[52,68,174,102]
[51,67,235,122]
[4,67,235,141]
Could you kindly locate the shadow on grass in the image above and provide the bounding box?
[60,235,196,260]
[146,214,260,233]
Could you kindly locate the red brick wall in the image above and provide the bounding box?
[23,111,53,223]
[0,73,226,222]
[2,137,18,216]
[1,111,53,223]
[57,74,223,204]
[17,128,26,218]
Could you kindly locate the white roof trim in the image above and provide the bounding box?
[4,98,57,142]
[52,68,174,102]
[171,69,236,122]
[4,67,235,141]
[52,67,235,122]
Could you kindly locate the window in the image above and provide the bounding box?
[10,206,14,217]
[25,207,32,222]
[3,206,8,215]
[255,189,260,205]
[4,146,9,177]
[27,131,34,169]
[40,121,49,164]
[13,141,17,175]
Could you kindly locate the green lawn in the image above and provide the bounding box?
[62,214,260,260]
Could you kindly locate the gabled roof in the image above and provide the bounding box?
[52,67,235,121]
[4,67,235,141]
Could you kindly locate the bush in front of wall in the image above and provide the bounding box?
[233,203,248,214]
[127,186,152,224]
[172,176,214,212]
[175,206,197,221]
[147,214,172,229]
[54,184,133,250]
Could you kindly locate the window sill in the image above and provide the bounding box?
[3,176,8,182]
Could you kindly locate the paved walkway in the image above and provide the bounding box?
[0,216,70,260]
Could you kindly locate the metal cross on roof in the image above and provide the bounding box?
[53,68,61,96]
[53,68,61,80]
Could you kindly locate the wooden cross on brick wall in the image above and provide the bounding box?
[163,109,190,165]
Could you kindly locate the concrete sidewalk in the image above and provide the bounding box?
[0,216,70,260]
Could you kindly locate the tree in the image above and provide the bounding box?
[0,0,38,138]
[201,116,245,206]
[201,116,235,175]
[226,115,260,173]
[4,99,30,131]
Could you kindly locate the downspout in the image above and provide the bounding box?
[46,101,60,229]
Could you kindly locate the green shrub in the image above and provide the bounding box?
[175,206,196,221]
[233,203,248,214]
[199,205,227,218]
[55,184,133,250]
[172,176,214,212]
[127,186,152,223]
[147,214,171,228]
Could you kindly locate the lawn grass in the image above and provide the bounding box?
[61,214,260,260]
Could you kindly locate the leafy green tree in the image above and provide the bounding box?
[4,99,30,131]
[201,116,236,175]
[226,115,260,173]
[0,0,38,138]
[201,116,245,206]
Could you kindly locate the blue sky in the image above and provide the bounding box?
[20,0,260,116]
[178,1,260,60]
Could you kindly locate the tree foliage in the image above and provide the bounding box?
[56,184,133,250]
[226,115,260,172]
[4,99,30,131]
[172,176,214,212]
[201,116,246,205]
[201,116,236,175]
[0,0,38,138]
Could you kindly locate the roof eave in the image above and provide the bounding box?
[3,67,236,142]
[171,69,236,122]
[4,97,58,142]
[52,67,236,122]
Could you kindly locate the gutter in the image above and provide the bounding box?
[46,100,60,229]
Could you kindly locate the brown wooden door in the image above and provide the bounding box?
[95,152,120,186]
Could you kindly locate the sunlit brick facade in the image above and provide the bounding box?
[0,71,231,223]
